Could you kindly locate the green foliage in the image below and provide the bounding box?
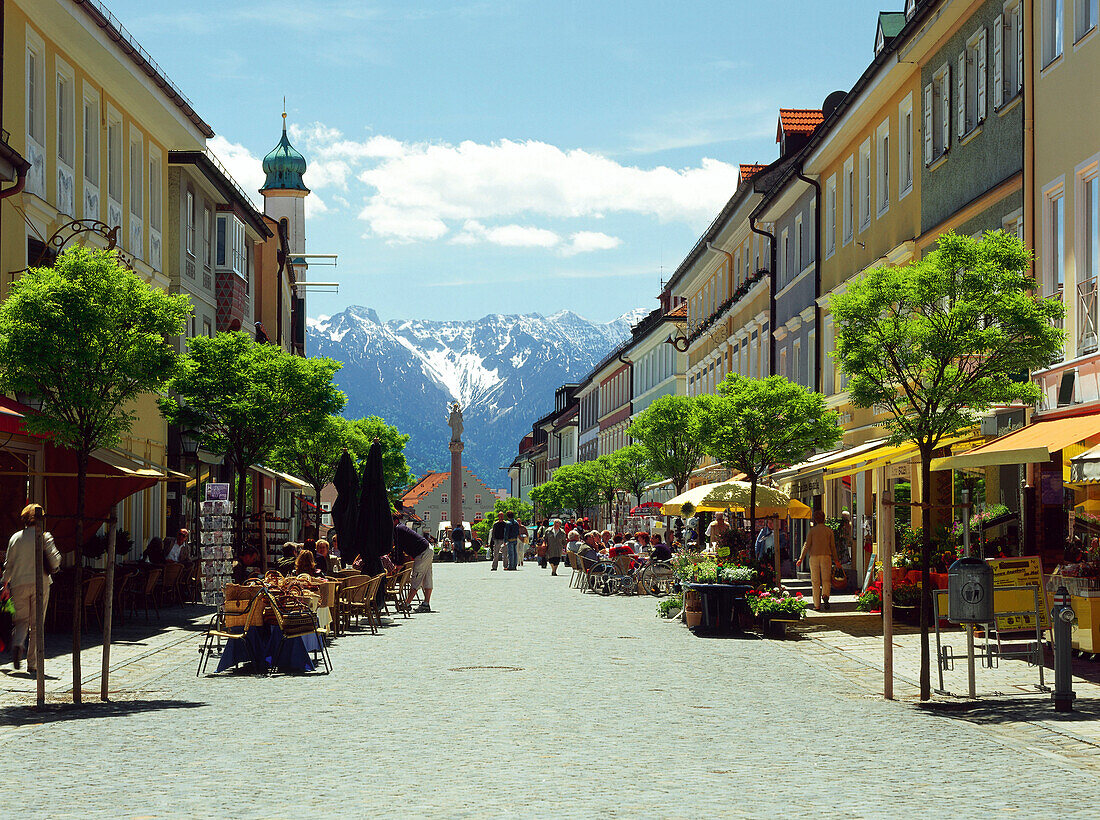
[529,481,563,516]
[831,230,1063,451]
[627,394,710,494]
[160,331,344,546]
[608,443,656,505]
[746,588,808,618]
[0,246,190,452]
[541,461,601,517]
[592,454,619,512]
[473,495,534,545]
[831,230,1064,699]
[657,593,684,618]
[893,581,924,607]
[349,416,413,499]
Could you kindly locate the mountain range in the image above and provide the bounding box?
[306,306,646,487]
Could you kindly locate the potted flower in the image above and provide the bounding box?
[746,587,808,636]
[891,581,922,625]
[856,580,882,613]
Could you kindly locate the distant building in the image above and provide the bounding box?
[401,467,498,535]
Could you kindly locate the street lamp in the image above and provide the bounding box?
[180,429,201,548]
[616,489,627,531]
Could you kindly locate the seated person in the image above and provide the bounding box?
[609,541,635,558]
[294,549,322,577]
[314,539,333,575]
[578,533,602,563]
[277,542,297,575]
[231,547,261,584]
[651,539,673,562]
[142,536,166,565]
[565,530,582,554]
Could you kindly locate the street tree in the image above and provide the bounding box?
[350,416,413,500]
[593,454,621,526]
[160,332,345,554]
[831,230,1064,700]
[473,495,535,544]
[528,481,563,521]
[699,374,841,540]
[0,247,190,703]
[547,461,601,521]
[627,394,709,495]
[609,443,657,508]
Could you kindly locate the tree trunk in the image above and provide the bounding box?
[72,449,88,705]
[919,450,933,701]
[99,513,117,701]
[236,463,248,556]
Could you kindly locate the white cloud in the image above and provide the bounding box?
[562,231,621,255]
[207,136,265,209]
[287,124,740,245]
[451,220,560,249]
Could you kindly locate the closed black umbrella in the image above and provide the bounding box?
[330,450,359,564]
[355,439,392,578]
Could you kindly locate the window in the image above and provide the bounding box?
[107,118,122,202]
[1078,0,1099,39]
[186,191,195,255]
[83,97,99,183]
[1045,183,1066,298]
[924,63,952,164]
[27,47,44,144]
[796,214,804,271]
[958,28,988,138]
[1078,168,1100,353]
[876,120,890,215]
[779,348,788,380]
[129,138,143,217]
[743,241,750,281]
[1043,0,1064,66]
[859,140,872,230]
[779,228,788,286]
[475,494,481,504]
[793,340,801,387]
[843,157,855,243]
[148,152,161,232]
[995,2,1025,106]
[56,74,74,166]
[733,250,740,288]
[898,96,913,195]
[203,207,212,266]
[825,175,837,257]
[441,493,448,504]
[202,319,212,338]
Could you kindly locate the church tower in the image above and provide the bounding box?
[260,112,309,255]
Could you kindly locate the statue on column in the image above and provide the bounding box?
[448,402,463,444]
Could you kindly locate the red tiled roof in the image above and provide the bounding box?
[739,164,766,183]
[777,109,824,142]
[402,472,449,505]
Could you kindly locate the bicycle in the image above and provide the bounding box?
[638,560,675,597]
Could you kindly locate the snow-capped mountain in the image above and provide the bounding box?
[307,306,646,485]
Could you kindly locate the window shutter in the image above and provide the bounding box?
[942,65,952,150]
[977,28,987,121]
[993,15,1004,108]
[956,52,966,136]
[1017,10,1024,95]
[923,83,934,163]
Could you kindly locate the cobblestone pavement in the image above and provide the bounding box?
[2,565,1100,818]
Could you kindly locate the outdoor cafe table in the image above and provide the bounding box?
[683,583,754,634]
[216,623,323,673]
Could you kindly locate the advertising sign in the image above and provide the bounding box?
[987,556,1050,632]
[204,482,230,502]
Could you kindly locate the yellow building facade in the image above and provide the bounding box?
[6,0,212,547]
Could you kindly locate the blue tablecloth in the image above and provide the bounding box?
[216,624,322,673]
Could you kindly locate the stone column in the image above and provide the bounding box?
[449,441,464,529]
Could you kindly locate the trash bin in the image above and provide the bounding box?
[947,557,993,623]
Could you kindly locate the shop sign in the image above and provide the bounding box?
[987,556,1050,632]
[886,462,910,480]
[204,482,230,501]
[792,475,822,496]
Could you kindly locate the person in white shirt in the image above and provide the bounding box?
[3,504,61,672]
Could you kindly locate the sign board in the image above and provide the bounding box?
[987,556,1050,632]
[886,462,910,480]
[204,482,230,502]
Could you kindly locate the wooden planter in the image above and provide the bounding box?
[684,589,703,628]
[892,604,919,625]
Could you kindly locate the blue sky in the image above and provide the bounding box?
[111,0,892,323]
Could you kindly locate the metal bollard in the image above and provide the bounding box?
[1051,585,1076,713]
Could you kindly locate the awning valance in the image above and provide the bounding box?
[1070,442,1100,483]
[931,415,1100,471]
[250,463,314,492]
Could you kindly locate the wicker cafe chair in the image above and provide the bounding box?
[124,568,162,621]
[384,564,414,618]
[362,573,387,634]
[158,562,184,608]
[266,591,329,675]
[566,551,581,588]
[196,591,265,676]
[81,575,107,632]
[111,571,137,626]
[334,574,369,636]
[333,568,359,579]
[340,582,370,631]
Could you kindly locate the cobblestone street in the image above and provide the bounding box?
[2,564,1100,818]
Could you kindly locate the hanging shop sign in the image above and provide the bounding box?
[988,556,1050,632]
[205,482,230,501]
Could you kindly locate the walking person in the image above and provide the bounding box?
[796,509,843,611]
[3,504,61,673]
[543,519,567,576]
[395,509,434,612]
[451,522,467,563]
[503,511,521,570]
[489,512,507,571]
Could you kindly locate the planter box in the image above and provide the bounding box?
[1070,592,1100,653]
[892,604,919,626]
[684,609,703,628]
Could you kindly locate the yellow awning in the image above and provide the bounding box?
[824,432,977,479]
[931,415,1100,471]
[772,438,887,484]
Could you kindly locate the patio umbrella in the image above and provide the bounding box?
[330,450,359,562]
[660,483,727,516]
[629,502,663,515]
[701,481,812,519]
[354,439,392,578]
